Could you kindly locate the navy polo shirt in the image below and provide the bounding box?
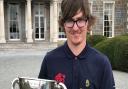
[38,42,115,89]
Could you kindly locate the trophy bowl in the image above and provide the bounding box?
[11,77,67,89]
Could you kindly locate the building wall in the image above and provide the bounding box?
[45,4,50,42]
[91,0,127,37]
[114,0,126,35]
[126,0,128,32]
[2,0,51,43]
[20,2,26,42]
[0,0,127,44]
[4,2,8,41]
[92,0,104,35]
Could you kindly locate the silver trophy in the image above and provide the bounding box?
[11,77,67,89]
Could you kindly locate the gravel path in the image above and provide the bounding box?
[0,50,128,89]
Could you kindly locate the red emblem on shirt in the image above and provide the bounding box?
[54,73,65,83]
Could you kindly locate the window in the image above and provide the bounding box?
[58,3,66,40]
[34,3,45,40]
[8,3,20,40]
[103,2,115,37]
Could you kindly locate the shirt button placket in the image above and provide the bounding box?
[74,57,78,78]
[73,56,79,89]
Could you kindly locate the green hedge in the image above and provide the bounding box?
[87,35,107,46]
[94,35,128,72]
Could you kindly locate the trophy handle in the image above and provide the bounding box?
[58,82,67,89]
[11,78,19,89]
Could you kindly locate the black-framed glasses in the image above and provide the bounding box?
[64,17,88,28]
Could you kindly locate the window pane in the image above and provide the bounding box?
[35,28,39,33]
[35,22,39,27]
[35,34,39,38]
[40,17,44,27]
[41,34,44,38]
[35,17,39,23]
[41,28,44,33]
[58,27,66,38]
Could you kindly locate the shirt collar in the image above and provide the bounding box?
[63,41,90,60]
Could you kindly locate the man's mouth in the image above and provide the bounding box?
[70,31,81,35]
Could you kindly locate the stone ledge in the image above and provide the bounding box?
[0,42,57,51]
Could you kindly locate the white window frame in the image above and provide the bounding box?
[8,3,21,41]
[58,2,67,41]
[33,3,46,40]
[103,1,115,38]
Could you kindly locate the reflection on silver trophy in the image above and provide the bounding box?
[11,77,67,89]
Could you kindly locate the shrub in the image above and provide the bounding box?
[94,35,128,72]
[121,33,128,36]
[87,35,107,46]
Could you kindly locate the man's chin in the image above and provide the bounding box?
[72,41,81,46]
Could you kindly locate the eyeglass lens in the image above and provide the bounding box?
[64,18,88,28]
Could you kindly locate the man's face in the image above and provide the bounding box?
[64,10,88,46]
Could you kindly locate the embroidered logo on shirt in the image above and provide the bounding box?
[85,79,90,88]
[54,73,65,83]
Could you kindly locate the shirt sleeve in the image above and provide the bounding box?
[100,57,115,89]
[38,54,48,79]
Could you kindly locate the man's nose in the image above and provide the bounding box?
[72,22,79,31]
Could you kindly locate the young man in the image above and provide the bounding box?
[38,0,115,89]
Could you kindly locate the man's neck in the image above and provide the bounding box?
[67,41,86,56]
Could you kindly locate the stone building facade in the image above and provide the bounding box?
[0,0,127,44]
[91,0,128,37]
